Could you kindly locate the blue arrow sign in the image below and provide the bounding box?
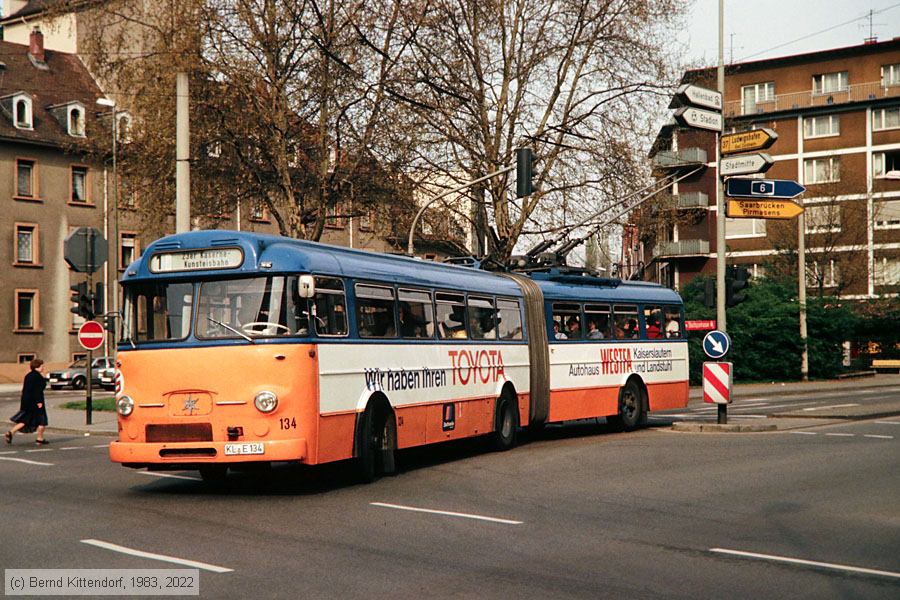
[703,330,731,359]
[726,178,806,199]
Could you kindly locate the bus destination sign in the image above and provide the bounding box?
[149,248,244,273]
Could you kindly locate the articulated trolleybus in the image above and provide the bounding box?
[109,231,688,482]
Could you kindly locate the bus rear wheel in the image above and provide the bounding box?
[608,379,644,432]
[491,394,518,451]
[356,404,397,483]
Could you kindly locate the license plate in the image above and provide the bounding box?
[224,442,264,456]
[49,378,59,383]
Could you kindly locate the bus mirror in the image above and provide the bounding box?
[298,275,315,298]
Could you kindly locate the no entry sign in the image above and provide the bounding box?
[78,320,105,351]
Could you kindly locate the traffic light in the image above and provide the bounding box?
[690,278,715,308]
[516,147,535,198]
[93,282,105,318]
[726,265,750,307]
[69,281,93,319]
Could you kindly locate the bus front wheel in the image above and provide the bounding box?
[356,403,397,483]
[199,465,228,485]
[608,379,644,432]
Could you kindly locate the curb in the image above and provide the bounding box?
[45,426,117,437]
[672,422,777,433]
[769,409,900,421]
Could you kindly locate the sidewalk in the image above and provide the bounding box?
[0,385,118,437]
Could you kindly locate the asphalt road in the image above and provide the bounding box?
[1,393,898,599]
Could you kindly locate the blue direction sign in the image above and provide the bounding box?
[703,330,731,359]
[726,178,806,200]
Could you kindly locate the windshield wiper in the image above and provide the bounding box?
[207,316,255,343]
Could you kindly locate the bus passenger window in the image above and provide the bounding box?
[663,306,683,339]
[398,289,433,339]
[613,305,639,339]
[468,296,496,340]
[129,282,193,342]
[643,305,664,339]
[552,302,581,340]
[584,304,611,339]
[435,292,466,339]
[356,284,396,338]
[313,277,347,336]
[496,299,523,340]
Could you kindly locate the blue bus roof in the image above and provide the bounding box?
[125,230,682,305]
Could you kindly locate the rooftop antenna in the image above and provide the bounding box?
[728,33,744,65]
[860,8,884,44]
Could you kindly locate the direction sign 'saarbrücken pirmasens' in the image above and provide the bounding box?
[674,106,723,132]
[675,83,722,111]
[720,153,774,177]
[726,199,804,220]
[726,177,806,200]
[720,128,778,155]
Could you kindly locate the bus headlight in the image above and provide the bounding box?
[254,391,278,413]
[117,395,134,417]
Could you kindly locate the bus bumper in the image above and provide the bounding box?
[109,438,308,467]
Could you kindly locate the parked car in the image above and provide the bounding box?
[98,366,117,391]
[48,357,114,390]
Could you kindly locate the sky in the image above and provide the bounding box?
[680,0,900,67]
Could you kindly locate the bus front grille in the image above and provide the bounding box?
[146,423,213,443]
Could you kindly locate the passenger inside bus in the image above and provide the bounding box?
[586,319,604,339]
[665,311,682,338]
[566,316,581,338]
[553,321,567,340]
[646,314,662,339]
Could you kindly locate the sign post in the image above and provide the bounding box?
[702,330,731,423]
[78,321,105,425]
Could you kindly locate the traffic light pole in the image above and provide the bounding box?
[716,0,727,424]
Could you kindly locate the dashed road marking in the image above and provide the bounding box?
[802,403,860,411]
[790,431,817,436]
[875,421,900,425]
[0,456,53,466]
[824,433,854,437]
[371,502,523,525]
[864,434,893,440]
[709,547,900,579]
[80,539,233,573]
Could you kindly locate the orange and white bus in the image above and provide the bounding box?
[109,231,688,482]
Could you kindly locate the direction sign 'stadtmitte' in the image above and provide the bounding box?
[720,153,774,177]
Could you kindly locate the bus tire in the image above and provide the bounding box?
[199,465,228,485]
[608,378,644,432]
[491,394,518,452]
[356,402,397,483]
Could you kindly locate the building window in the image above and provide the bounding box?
[874,257,900,286]
[68,107,85,136]
[358,210,373,231]
[804,204,841,234]
[812,71,848,95]
[71,166,89,203]
[15,290,39,331]
[324,202,345,229]
[17,353,36,364]
[873,151,900,178]
[875,200,900,229]
[120,232,138,270]
[803,114,839,138]
[873,107,900,131]
[741,82,775,114]
[249,204,268,222]
[807,260,839,288]
[804,157,840,184]
[116,112,133,143]
[16,159,35,198]
[883,63,900,87]
[750,264,766,279]
[15,223,39,265]
[725,217,766,238]
[14,97,33,129]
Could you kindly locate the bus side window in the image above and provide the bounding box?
[435,292,466,339]
[663,305,683,339]
[468,296,496,340]
[497,299,523,340]
[584,304,611,339]
[313,277,348,336]
[398,288,433,339]
[356,284,396,338]
[613,305,639,339]
[552,302,581,340]
[643,305,664,339]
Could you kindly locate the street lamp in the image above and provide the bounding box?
[96,97,118,363]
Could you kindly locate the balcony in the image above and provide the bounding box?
[725,81,900,117]
[652,148,708,169]
[675,191,709,209]
[654,239,710,258]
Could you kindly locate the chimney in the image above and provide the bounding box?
[29,27,45,63]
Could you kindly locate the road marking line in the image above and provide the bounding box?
[0,456,53,466]
[790,431,817,436]
[92,444,109,448]
[60,447,83,450]
[864,435,893,440]
[802,403,860,412]
[709,548,900,579]
[139,471,202,481]
[25,448,53,452]
[875,421,900,425]
[0,450,18,455]
[80,539,233,573]
[825,433,854,437]
[370,502,523,525]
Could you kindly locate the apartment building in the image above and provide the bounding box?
[644,38,900,298]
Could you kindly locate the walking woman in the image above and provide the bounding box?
[5,358,49,445]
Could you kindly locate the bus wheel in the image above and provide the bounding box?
[199,465,228,485]
[491,394,518,451]
[608,379,644,432]
[357,404,397,483]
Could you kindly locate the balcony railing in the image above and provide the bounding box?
[725,81,900,118]
[651,148,708,168]
[653,239,710,258]
[675,191,709,209]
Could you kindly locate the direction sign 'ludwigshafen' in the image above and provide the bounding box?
[720,128,778,155]
[675,84,722,111]
[725,177,806,200]
[720,153,774,177]
[674,106,723,132]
